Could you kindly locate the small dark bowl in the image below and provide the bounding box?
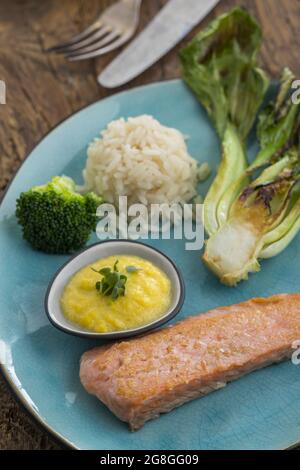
[45,240,185,340]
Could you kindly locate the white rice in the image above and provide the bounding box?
[83,116,199,206]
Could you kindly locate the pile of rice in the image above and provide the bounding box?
[83,115,199,206]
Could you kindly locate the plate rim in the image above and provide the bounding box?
[0,77,299,451]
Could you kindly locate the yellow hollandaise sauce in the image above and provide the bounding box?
[61,255,171,333]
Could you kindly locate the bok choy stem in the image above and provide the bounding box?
[205,123,247,234]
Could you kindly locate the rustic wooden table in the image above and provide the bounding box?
[0,0,299,450]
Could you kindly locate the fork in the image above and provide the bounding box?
[47,0,142,61]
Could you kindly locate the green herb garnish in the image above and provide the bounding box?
[92,260,140,300]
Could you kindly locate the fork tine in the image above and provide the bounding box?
[66,31,123,61]
[52,26,110,54]
[67,35,129,62]
[47,20,103,52]
[67,35,130,62]
[48,0,141,60]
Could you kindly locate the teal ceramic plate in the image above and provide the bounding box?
[1,80,300,450]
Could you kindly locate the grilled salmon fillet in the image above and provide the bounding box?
[80,294,300,430]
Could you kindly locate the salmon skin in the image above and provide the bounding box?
[80,294,300,430]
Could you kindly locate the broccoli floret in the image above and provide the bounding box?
[16,176,103,254]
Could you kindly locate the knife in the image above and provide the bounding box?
[98,0,220,88]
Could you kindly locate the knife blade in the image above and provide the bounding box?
[98,0,220,88]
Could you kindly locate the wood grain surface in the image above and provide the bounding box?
[0,0,299,450]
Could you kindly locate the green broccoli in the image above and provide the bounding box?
[16,176,103,254]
